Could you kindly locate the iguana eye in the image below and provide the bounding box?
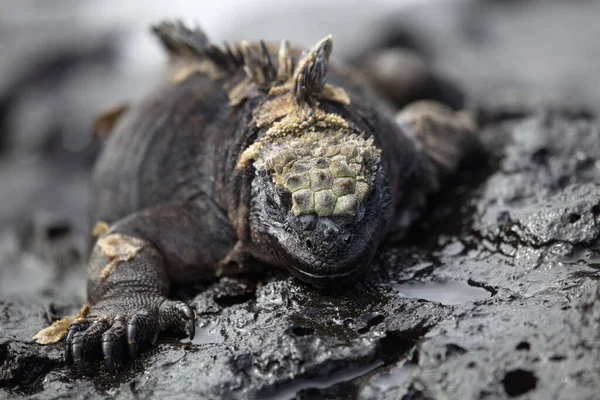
[266,195,278,209]
[280,191,292,210]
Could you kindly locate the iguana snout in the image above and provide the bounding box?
[284,214,371,283]
[297,214,353,250]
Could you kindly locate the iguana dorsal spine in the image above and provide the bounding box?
[153,20,337,112]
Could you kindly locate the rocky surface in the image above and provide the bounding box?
[2,1,600,399]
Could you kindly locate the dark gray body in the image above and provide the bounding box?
[91,67,423,281]
[61,22,477,372]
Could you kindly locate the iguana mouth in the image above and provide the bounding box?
[285,242,374,285]
[290,262,364,282]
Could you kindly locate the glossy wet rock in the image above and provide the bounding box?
[3,110,600,399]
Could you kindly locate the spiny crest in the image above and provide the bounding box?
[153,20,243,76]
[277,40,294,82]
[292,36,333,110]
[239,40,275,86]
[153,20,340,111]
[152,20,209,59]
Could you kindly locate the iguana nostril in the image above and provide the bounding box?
[305,238,313,249]
[342,234,352,244]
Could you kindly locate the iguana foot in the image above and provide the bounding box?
[396,100,481,174]
[65,296,195,372]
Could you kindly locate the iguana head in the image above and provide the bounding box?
[240,111,391,284]
[233,35,392,284]
[245,122,391,284]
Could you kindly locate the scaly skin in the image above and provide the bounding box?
[61,21,480,371]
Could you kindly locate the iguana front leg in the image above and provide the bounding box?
[359,46,482,185]
[66,237,194,372]
[66,201,236,372]
[396,100,481,176]
[386,100,483,238]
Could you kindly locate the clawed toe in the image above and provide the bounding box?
[71,332,85,370]
[160,300,197,341]
[65,321,89,365]
[187,318,196,341]
[127,310,162,360]
[102,317,127,373]
[70,319,110,371]
[176,302,196,340]
[127,314,141,360]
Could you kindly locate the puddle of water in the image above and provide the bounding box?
[365,362,417,393]
[257,359,384,400]
[560,245,600,268]
[180,317,224,345]
[392,281,490,305]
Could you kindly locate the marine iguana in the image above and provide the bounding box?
[35,21,480,371]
